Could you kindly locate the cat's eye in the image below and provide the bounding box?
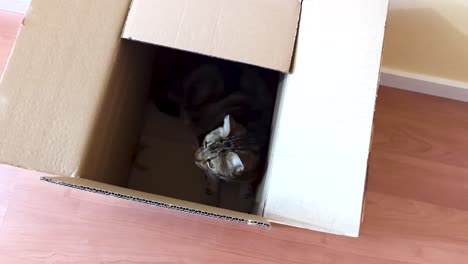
[207,159,215,169]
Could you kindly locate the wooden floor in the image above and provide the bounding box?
[2,9,468,263]
[0,10,22,75]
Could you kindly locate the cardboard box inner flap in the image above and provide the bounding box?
[122,0,301,73]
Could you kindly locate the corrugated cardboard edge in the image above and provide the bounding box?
[41,176,270,229]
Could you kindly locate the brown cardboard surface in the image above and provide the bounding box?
[0,0,154,185]
[42,176,270,228]
[122,0,301,72]
[78,40,155,186]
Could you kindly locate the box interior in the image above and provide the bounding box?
[117,0,300,219]
[128,46,284,214]
[60,40,286,222]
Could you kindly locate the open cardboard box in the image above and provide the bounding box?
[0,0,389,237]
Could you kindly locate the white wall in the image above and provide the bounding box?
[0,0,30,14]
[382,0,468,83]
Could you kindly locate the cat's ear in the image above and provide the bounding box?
[220,115,242,138]
[227,152,244,175]
[220,115,233,138]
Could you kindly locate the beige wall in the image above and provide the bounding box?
[382,0,468,82]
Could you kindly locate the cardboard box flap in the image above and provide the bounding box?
[0,0,147,179]
[262,0,389,237]
[41,176,270,228]
[122,0,301,72]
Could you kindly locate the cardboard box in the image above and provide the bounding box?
[0,0,389,237]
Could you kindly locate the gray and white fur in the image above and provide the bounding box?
[152,50,278,213]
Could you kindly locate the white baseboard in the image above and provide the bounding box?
[379,67,468,102]
[0,0,30,14]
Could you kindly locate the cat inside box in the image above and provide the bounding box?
[129,47,281,213]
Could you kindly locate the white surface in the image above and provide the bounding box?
[380,67,468,102]
[263,0,389,237]
[0,0,30,14]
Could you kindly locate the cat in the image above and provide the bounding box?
[151,47,279,213]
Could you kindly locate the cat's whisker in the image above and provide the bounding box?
[152,54,277,213]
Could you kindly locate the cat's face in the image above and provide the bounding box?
[194,115,258,181]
